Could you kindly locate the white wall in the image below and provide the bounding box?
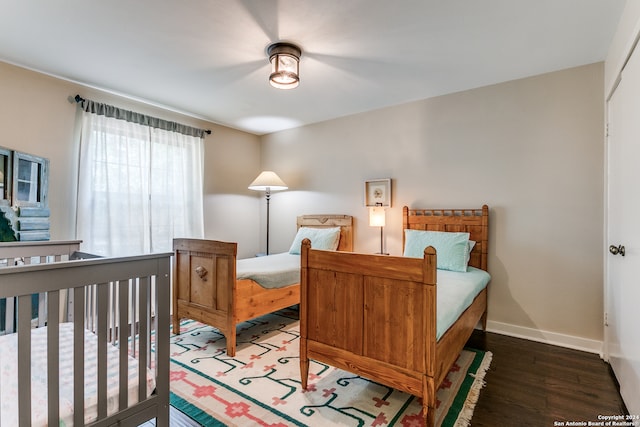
[261,63,605,350]
[605,0,640,97]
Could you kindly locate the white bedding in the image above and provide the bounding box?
[235,253,488,338]
[436,266,491,340]
[236,252,300,289]
[0,322,155,426]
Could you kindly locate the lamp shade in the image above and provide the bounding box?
[369,207,386,227]
[248,171,288,191]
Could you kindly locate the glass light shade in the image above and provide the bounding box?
[369,207,386,227]
[248,171,288,191]
[267,42,301,89]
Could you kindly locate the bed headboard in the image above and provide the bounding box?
[297,214,354,252]
[402,205,489,271]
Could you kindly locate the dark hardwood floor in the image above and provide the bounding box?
[467,330,628,426]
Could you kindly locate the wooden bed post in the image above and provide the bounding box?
[402,206,409,252]
[299,238,311,389]
[481,204,489,330]
[423,245,437,427]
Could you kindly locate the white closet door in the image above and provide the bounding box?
[606,40,640,415]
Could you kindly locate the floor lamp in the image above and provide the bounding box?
[248,171,288,255]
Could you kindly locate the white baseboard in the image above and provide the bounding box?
[485,320,604,357]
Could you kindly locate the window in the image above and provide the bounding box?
[77,107,205,256]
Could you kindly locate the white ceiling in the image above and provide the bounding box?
[0,1,626,135]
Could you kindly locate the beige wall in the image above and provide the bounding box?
[0,59,608,347]
[0,61,263,258]
[261,63,605,346]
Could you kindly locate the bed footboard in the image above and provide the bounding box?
[173,238,238,355]
[300,239,439,426]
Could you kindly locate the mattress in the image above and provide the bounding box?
[0,322,155,426]
[436,266,491,340]
[236,252,300,289]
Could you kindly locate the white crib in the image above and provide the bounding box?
[0,241,170,427]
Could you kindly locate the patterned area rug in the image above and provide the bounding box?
[169,309,491,427]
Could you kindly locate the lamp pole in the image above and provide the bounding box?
[248,171,288,256]
[265,188,271,255]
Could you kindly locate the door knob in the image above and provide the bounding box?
[609,244,626,256]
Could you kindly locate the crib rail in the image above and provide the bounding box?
[0,252,171,427]
[0,240,83,334]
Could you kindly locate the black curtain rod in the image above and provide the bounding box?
[74,94,212,135]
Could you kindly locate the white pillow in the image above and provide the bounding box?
[403,229,471,272]
[289,227,341,255]
[466,240,476,265]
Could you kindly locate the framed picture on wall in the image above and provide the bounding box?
[364,178,391,207]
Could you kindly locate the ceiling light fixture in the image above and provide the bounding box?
[267,42,302,90]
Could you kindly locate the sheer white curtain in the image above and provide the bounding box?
[77,111,204,256]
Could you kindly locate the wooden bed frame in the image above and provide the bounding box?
[0,241,171,427]
[300,205,489,426]
[173,214,354,356]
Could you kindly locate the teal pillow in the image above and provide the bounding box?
[403,229,471,272]
[289,227,341,255]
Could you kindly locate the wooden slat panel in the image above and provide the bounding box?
[363,276,428,371]
[306,268,363,354]
[189,255,215,308]
[175,251,189,297]
[215,255,230,312]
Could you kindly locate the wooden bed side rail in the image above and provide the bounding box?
[300,238,438,379]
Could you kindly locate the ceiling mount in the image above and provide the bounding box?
[267,42,302,90]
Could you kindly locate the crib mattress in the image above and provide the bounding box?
[0,322,155,426]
